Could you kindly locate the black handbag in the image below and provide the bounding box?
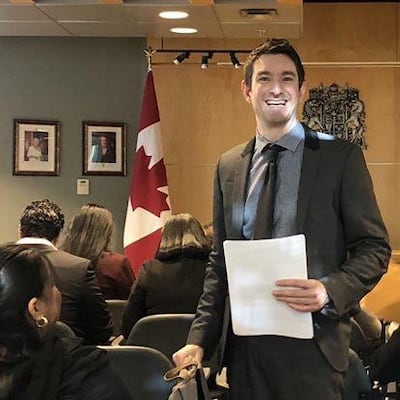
[164,361,211,400]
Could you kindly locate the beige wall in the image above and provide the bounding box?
[148,3,400,248]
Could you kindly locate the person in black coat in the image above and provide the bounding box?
[369,324,400,384]
[17,199,113,344]
[0,244,132,400]
[122,213,211,338]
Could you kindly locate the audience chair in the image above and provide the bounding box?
[125,313,195,360]
[125,313,229,399]
[343,348,372,400]
[350,318,376,365]
[98,345,175,400]
[106,299,127,337]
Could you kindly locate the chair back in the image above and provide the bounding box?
[98,345,174,400]
[106,299,127,337]
[125,314,228,399]
[125,313,195,361]
[343,348,372,400]
[350,318,371,353]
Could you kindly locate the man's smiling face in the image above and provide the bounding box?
[242,53,306,133]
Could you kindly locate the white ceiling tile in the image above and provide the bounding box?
[0,4,49,20]
[38,5,128,21]
[60,21,144,36]
[0,1,303,38]
[0,20,68,35]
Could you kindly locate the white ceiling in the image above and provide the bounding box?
[0,0,303,38]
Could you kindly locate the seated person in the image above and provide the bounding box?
[369,323,400,383]
[122,213,211,338]
[62,203,135,300]
[17,199,113,344]
[0,243,133,400]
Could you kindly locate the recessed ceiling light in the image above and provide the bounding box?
[170,27,198,34]
[159,11,189,20]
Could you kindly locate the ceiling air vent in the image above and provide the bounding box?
[239,8,278,18]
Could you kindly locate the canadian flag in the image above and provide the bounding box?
[124,70,171,276]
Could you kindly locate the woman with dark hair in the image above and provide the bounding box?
[0,243,132,400]
[62,204,135,299]
[121,213,211,338]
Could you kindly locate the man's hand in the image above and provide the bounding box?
[172,344,204,367]
[272,279,329,312]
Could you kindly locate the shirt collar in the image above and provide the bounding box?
[255,122,304,153]
[16,237,57,250]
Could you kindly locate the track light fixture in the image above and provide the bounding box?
[201,55,209,69]
[201,52,214,69]
[154,48,249,67]
[230,52,241,69]
[173,51,190,65]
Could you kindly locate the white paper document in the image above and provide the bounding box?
[223,234,313,339]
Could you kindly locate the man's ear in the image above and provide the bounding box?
[241,80,252,104]
[27,297,44,321]
[52,234,60,247]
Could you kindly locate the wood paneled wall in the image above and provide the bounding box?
[148,3,400,248]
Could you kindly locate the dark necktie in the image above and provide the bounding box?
[252,144,285,239]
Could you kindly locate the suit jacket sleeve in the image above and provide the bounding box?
[187,159,228,358]
[81,261,113,344]
[318,145,391,317]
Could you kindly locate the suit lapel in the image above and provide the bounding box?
[231,138,254,238]
[297,126,321,232]
[229,129,320,236]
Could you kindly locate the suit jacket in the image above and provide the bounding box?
[121,256,208,338]
[187,126,391,372]
[95,251,135,300]
[37,245,113,344]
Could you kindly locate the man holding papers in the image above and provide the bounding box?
[173,39,390,400]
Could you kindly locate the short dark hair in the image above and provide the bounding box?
[19,199,64,242]
[243,38,305,89]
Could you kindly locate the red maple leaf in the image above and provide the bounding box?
[131,146,169,216]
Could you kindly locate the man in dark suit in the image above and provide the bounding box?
[173,39,391,399]
[17,199,113,344]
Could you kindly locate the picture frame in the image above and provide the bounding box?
[13,119,60,176]
[82,121,126,176]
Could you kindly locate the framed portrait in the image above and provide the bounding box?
[82,121,126,176]
[13,119,60,176]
